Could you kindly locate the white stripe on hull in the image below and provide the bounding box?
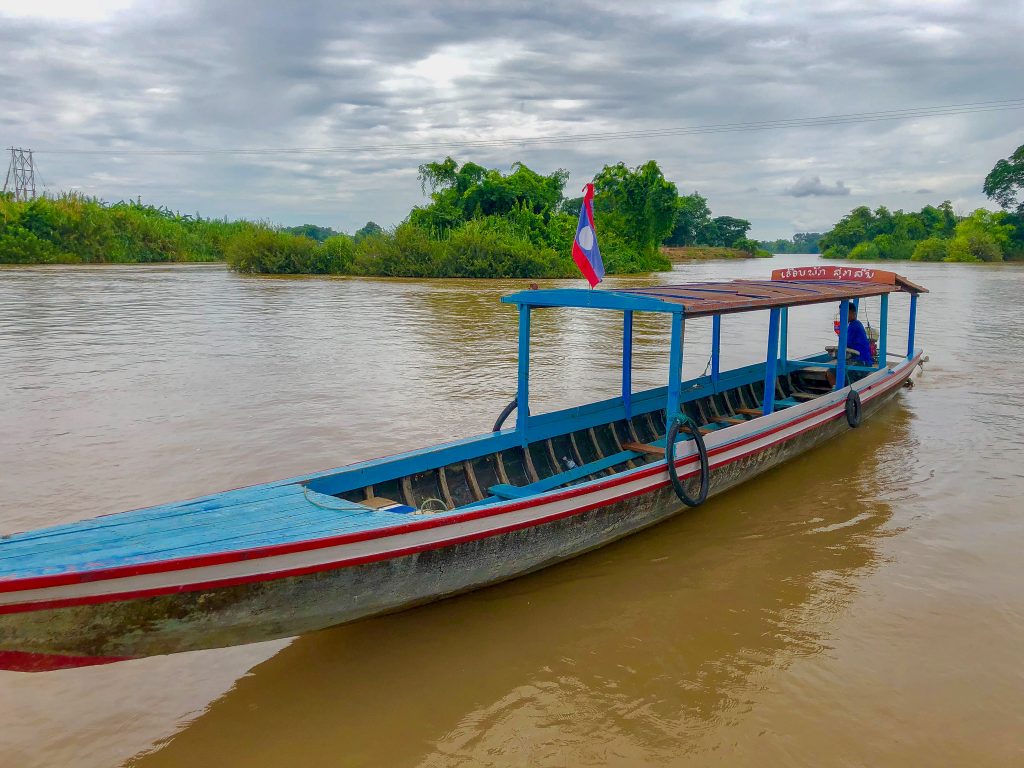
[0,359,917,611]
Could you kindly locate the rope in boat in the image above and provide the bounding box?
[302,486,450,515]
[302,485,363,511]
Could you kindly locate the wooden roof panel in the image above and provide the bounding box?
[614,279,906,318]
[502,268,925,316]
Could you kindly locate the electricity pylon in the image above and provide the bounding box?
[3,148,37,202]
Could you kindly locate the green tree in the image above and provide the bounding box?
[665,192,711,246]
[413,157,568,234]
[911,237,948,262]
[354,221,384,242]
[760,232,823,253]
[954,208,1014,258]
[944,238,981,262]
[818,206,876,254]
[592,160,678,255]
[849,241,880,260]
[706,215,751,247]
[280,224,341,242]
[983,144,1024,214]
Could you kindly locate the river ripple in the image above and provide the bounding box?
[0,256,1022,767]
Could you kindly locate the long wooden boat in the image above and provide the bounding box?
[0,267,926,672]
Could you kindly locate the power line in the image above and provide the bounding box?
[32,98,1024,158]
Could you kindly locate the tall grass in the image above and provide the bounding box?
[0,193,259,264]
[1,191,672,278]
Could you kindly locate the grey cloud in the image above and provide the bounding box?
[785,177,852,198]
[0,0,1020,236]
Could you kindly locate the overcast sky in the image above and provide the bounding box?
[1,0,1021,238]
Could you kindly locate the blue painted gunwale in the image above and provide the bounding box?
[0,353,799,583]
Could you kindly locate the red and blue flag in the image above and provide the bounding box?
[572,183,604,287]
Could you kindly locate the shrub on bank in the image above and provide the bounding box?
[0,193,261,264]
[225,227,317,273]
[911,237,948,262]
[944,234,1001,263]
[849,241,880,260]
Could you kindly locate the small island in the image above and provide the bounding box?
[0,158,763,277]
[768,144,1024,263]
[4,144,1022,273]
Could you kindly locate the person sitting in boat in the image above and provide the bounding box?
[845,303,874,366]
[827,303,874,387]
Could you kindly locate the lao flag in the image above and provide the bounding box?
[572,183,604,287]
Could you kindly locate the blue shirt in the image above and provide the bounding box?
[847,319,873,365]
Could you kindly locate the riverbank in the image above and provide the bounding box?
[661,245,770,260]
[0,192,671,277]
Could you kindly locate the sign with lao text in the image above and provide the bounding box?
[770,266,896,284]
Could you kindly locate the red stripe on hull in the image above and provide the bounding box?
[0,649,133,672]
[0,358,919,611]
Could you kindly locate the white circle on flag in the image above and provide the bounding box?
[578,225,595,250]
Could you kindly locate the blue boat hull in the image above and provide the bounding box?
[0,359,916,671]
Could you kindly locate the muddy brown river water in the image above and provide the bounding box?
[0,256,1022,767]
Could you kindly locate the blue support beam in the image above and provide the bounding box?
[502,288,674,313]
[878,293,889,369]
[666,312,684,421]
[622,310,634,419]
[711,314,721,392]
[907,293,918,358]
[835,299,850,390]
[779,306,789,374]
[762,308,781,416]
[516,305,531,442]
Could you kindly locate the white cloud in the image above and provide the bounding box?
[0,0,136,22]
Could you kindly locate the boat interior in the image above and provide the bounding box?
[0,353,881,582]
[306,352,879,515]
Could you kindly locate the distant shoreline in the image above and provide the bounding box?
[661,246,770,261]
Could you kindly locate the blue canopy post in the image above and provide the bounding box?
[622,310,634,419]
[762,308,781,416]
[516,305,531,443]
[711,314,721,392]
[779,307,789,374]
[666,311,685,422]
[878,293,889,369]
[835,299,850,390]
[907,293,918,358]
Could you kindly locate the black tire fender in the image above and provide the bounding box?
[665,415,710,507]
[492,397,518,432]
[845,389,862,428]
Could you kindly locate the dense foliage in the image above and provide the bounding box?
[279,224,342,242]
[0,193,255,264]
[233,157,740,277]
[759,232,823,254]
[818,201,1022,263]
[3,156,761,276]
[662,192,754,249]
[814,145,1024,263]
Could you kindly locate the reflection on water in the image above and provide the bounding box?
[1,257,1023,767]
[128,410,909,768]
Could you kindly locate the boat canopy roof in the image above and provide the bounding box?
[503,266,927,318]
